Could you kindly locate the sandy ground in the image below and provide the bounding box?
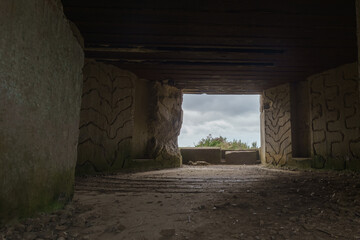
[1,165,360,240]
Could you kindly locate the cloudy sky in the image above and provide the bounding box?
[178,94,261,147]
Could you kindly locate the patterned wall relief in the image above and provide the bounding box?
[146,82,183,167]
[263,84,292,166]
[309,63,360,168]
[77,61,135,174]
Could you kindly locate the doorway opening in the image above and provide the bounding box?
[178,94,261,165]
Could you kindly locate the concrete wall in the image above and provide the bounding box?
[290,81,311,158]
[357,0,360,81]
[0,0,84,222]
[77,62,183,173]
[308,63,360,170]
[131,78,151,159]
[224,151,259,165]
[262,84,292,166]
[181,147,221,164]
[76,60,135,175]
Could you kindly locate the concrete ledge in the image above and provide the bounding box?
[180,147,221,164]
[224,151,259,165]
[222,149,260,160]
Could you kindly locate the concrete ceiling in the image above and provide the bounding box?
[62,0,357,94]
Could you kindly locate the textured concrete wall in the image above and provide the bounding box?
[0,0,84,222]
[143,82,183,168]
[290,82,311,157]
[131,78,151,159]
[263,84,292,166]
[77,60,135,175]
[308,63,360,170]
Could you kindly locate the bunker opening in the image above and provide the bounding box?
[179,94,261,166]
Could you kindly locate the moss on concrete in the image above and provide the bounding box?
[0,166,74,225]
[311,155,326,169]
[324,156,346,171]
[0,0,83,224]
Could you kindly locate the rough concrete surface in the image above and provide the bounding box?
[77,60,135,175]
[181,147,221,164]
[290,81,311,158]
[1,166,360,239]
[224,151,259,165]
[0,0,84,222]
[131,78,152,159]
[142,82,183,168]
[308,63,360,170]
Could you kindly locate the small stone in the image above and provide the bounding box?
[55,225,68,231]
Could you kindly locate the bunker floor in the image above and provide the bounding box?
[1,165,360,240]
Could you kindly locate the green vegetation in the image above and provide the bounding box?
[195,134,258,150]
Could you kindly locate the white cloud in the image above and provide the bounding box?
[178,94,261,147]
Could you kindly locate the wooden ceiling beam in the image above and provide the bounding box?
[62,0,355,16]
[64,10,356,28]
[82,34,357,49]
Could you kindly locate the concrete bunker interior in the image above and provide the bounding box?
[1,0,360,238]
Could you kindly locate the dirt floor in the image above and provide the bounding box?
[1,165,360,240]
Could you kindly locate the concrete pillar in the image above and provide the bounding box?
[125,80,183,169]
[0,0,84,222]
[262,84,292,166]
[142,81,183,168]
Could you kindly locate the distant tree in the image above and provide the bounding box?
[195,134,258,150]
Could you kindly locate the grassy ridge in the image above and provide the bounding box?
[195,134,258,150]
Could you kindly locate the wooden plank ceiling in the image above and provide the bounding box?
[62,0,357,94]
